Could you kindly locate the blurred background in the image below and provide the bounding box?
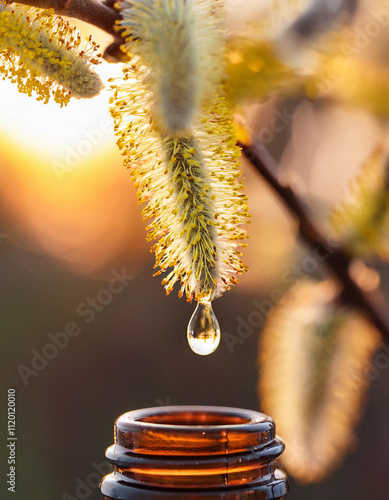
[2,1,389,499]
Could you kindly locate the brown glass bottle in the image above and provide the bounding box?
[101,405,288,499]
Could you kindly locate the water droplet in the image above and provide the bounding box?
[187,300,221,356]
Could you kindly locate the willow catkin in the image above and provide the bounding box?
[0,2,103,105]
[111,0,249,301]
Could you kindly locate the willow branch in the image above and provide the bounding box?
[15,0,120,37]
[240,140,389,344]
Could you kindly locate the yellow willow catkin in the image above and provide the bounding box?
[0,1,103,106]
[111,0,249,301]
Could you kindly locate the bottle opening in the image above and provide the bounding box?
[101,406,288,499]
[137,407,252,426]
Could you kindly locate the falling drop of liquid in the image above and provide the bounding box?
[187,300,221,356]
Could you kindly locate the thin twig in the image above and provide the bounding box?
[240,140,389,344]
[14,0,121,40]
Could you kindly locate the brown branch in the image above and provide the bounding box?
[14,0,121,37]
[13,0,123,60]
[240,140,389,344]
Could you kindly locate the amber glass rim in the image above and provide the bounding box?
[116,405,273,432]
[114,406,277,456]
[110,405,281,460]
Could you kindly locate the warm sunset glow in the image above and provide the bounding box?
[0,60,122,157]
[0,60,149,278]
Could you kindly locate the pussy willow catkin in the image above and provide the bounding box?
[111,0,249,302]
[0,1,103,105]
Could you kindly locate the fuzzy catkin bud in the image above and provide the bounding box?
[0,2,103,105]
[118,0,224,136]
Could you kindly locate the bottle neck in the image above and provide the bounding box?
[101,406,288,499]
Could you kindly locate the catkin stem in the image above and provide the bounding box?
[15,0,120,35]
